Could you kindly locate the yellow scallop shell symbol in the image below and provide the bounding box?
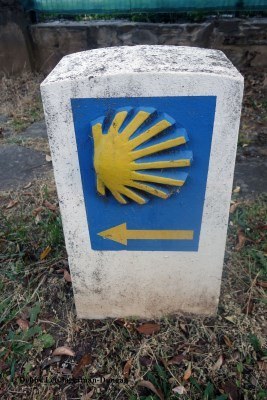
[91,107,193,205]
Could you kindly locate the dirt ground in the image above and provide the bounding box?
[0,67,266,400]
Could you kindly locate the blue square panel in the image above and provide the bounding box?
[71,96,216,251]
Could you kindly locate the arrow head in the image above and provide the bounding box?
[98,223,127,245]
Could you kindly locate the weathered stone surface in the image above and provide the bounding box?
[2,14,266,76]
[234,158,267,195]
[0,22,31,76]
[0,144,51,190]
[31,19,267,74]
[31,25,88,73]
[131,28,159,45]
[0,115,8,124]
[0,0,32,76]
[41,46,243,318]
[23,120,47,139]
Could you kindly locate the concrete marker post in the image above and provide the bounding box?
[41,46,243,318]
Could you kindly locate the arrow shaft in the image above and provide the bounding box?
[127,229,194,240]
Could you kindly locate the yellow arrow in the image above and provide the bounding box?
[98,223,194,245]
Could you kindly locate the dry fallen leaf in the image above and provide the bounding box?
[123,358,133,379]
[139,356,155,367]
[179,323,188,334]
[43,200,57,211]
[63,269,72,282]
[138,380,164,400]
[172,386,186,395]
[73,354,92,378]
[40,246,52,260]
[6,200,18,209]
[257,280,267,288]
[224,315,235,323]
[52,346,75,357]
[254,224,267,231]
[82,389,94,400]
[167,353,185,365]
[23,182,32,189]
[16,318,29,331]
[33,206,44,216]
[257,361,267,372]
[242,298,254,315]
[46,154,52,162]
[223,335,233,348]
[230,202,240,213]
[235,229,247,251]
[183,362,192,381]
[233,186,241,193]
[212,355,223,373]
[136,323,160,335]
[222,380,239,400]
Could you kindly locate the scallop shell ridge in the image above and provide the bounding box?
[91,107,193,204]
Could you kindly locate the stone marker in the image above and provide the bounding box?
[41,46,243,318]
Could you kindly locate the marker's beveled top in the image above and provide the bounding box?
[41,45,243,86]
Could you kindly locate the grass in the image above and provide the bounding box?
[0,180,266,399]
[238,69,267,148]
[0,69,266,399]
[0,73,44,132]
